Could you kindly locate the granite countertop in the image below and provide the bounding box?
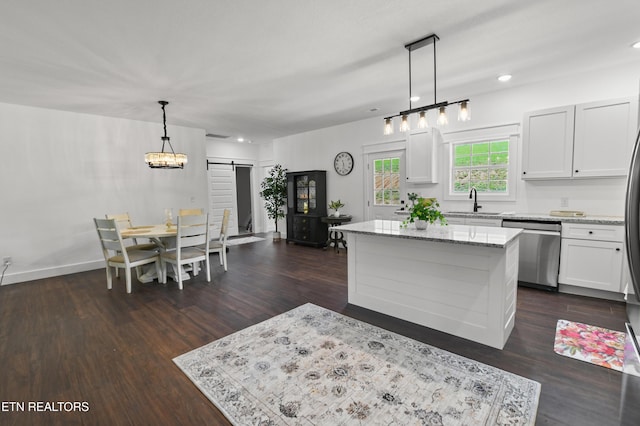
[441,211,624,225]
[333,220,522,248]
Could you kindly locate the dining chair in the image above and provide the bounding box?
[209,208,230,271]
[178,208,205,216]
[94,218,162,294]
[160,214,210,290]
[106,212,158,251]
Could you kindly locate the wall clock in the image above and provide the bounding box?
[334,151,354,176]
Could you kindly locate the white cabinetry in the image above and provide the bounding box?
[522,97,638,180]
[573,99,637,177]
[406,128,440,183]
[559,223,625,292]
[522,105,574,179]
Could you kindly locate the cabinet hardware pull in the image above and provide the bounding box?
[575,170,579,173]
[616,248,621,252]
[588,231,593,234]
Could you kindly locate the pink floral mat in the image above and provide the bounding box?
[553,319,625,372]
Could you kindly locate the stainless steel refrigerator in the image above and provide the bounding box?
[623,127,640,423]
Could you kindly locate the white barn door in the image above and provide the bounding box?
[207,164,239,237]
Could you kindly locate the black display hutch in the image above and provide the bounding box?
[286,170,327,247]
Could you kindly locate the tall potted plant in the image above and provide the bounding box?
[259,164,288,241]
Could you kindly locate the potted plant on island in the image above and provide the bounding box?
[259,164,288,241]
[328,199,345,217]
[403,196,447,229]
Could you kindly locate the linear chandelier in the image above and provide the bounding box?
[145,101,188,169]
[384,34,470,135]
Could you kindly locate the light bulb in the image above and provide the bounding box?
[400,114,410,132]
[457,101,470,122]
[409,95,420,102]
[437,107,448,126]
[417,111,428,128]
[384,118,394,135]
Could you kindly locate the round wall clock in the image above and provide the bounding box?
[334,151,354,176]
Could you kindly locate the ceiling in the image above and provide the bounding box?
[1,0,639,144]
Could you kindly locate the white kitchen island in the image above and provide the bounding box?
[334,220,523,349]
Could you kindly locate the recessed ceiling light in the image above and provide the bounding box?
[237,137,244,142]
[633,41,640,49]
[409,95,420,102]
[497,74,512,82]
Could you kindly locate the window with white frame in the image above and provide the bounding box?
[443,125,519,201]
[452,140,509,193]
[373,157,401,205]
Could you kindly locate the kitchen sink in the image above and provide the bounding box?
[445,211,502,215]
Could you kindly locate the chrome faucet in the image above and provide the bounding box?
[469,187,482,212]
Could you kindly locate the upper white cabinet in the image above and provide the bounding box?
[573,98,638,177]
[522,105,575,179]
[522,97,638,179]
[406,128,439,183]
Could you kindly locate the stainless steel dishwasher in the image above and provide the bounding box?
[502,219,562,290]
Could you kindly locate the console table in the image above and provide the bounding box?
[321,215,352,252]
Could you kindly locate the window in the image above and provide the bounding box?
[373,157,401,205]
[452,140,509,193]
[443,124,519,202]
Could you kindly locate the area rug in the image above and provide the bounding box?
[553,319,625,372]
[226,236,265,246]
[173,303,541,425]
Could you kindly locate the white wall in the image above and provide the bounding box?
[0,103,207,285]
[272,62,640,218]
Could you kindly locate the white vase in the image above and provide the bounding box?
[414,219,428,230]
[333,210,340,217]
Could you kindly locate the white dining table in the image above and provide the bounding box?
[121,224,183,283]
[121,223,216,283]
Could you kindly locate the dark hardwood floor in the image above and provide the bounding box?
[0,236,634,425]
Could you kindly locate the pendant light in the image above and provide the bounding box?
[144,101,188,169]
[383,34,470,134]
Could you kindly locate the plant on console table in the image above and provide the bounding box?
[403,197,447,230]
[328,199,345,217]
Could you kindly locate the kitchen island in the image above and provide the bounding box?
[334,220,523,349]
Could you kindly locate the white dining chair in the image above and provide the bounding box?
[106,212,158,251]
[161,214,210,290]
[94,218,162,294]
[209,209,230,271]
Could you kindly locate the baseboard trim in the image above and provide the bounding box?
[1,260,104,286]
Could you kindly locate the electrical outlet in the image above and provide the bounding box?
[3,257,11,266]
[560,197,569,208]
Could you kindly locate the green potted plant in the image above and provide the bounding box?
[404,197,447,229]
[259,164,288,241]
[328,199,345,217]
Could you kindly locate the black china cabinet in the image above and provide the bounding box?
[286,170,327,247]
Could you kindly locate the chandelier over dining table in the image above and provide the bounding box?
[384,33,470,135]
[145,100,188,169]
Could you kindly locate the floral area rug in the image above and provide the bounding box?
[226,236,265,246]
[173,303,541,425]
[553,319,625,372]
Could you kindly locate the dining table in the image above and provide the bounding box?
[120,224,184,283]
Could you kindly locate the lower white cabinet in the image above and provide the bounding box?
[559,223,624,292]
